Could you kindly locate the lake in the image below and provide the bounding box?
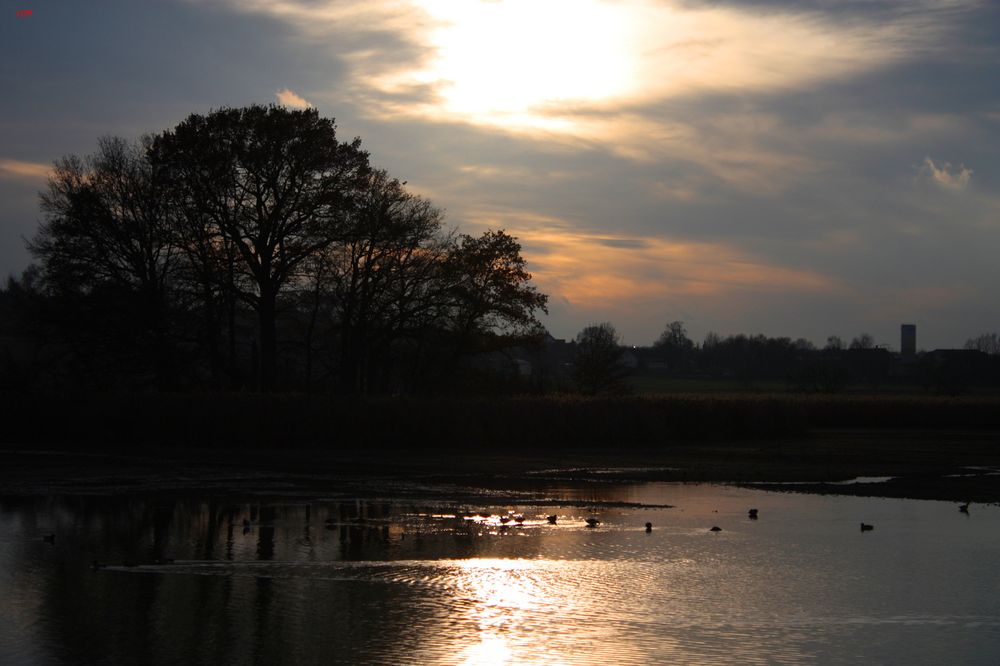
[2,481,999,664]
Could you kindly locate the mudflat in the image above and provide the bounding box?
[2,429,998,502]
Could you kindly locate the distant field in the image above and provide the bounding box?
[625,373,1000,396]
[626,375,788,393]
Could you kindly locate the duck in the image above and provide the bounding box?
[860,523,874,532]
[513,515,525,524]
[959,502,970,514]
[645,522,653,533]
[585,517,600,528]
[709,526,722,532]
[748,509,759,519]
[499,516,511,525]
[546,515,558,524]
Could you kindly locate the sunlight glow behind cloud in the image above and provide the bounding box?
[391,0,927,134]
[218,0,950,136]
[410,0,634,125]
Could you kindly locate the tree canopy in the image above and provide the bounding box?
[572,322,628,395]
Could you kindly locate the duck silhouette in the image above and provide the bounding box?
[709,526,722,532]
[860,523,874,532]
[585,517,600,527]
[959,503,970,514]
[645,522,653,533]
[748,509,759,519]
[546,515,558,524]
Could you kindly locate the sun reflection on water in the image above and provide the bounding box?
[450,558,573,665]
[459,634,514,666]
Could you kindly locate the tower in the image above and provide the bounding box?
[901,324,916,357]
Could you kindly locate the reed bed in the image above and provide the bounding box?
[4,392,1000,451]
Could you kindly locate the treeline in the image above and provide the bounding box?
[570,321,1000,395]
[0,105,547,394]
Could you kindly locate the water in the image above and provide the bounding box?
[2,483,999,665]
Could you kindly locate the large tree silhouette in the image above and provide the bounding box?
[150,105,370,391]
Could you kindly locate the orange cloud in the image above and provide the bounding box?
[275,88,313,108]
[0,158,50,180]
[507,225,836,310]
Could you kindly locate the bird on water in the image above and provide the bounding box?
[585,517,600,527]
[546,515,558,524]
[748,508,759,519]
[860,523,874,532]
[709,526,722,532]
[645,522,653,533]
[959,503,970,514]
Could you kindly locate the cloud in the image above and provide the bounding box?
[0,158,50,181]
[920,157,973,190]
[475,216,838,311]
[275,88,313,108]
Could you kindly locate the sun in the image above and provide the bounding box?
[411,0,636,128]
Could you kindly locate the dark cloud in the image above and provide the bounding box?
[593,238,652,249]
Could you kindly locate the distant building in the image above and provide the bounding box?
[901,324,916,357]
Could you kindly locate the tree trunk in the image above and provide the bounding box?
[258,285,278,392]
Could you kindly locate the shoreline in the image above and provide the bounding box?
[2,429,999,503]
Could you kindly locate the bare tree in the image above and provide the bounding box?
[964,332,1000,355]
[654,320,695,372]
[324,168,449,393]
[28,136,179,386]
[849,333,875,350]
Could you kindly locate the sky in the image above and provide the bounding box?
[2,0,998,349]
